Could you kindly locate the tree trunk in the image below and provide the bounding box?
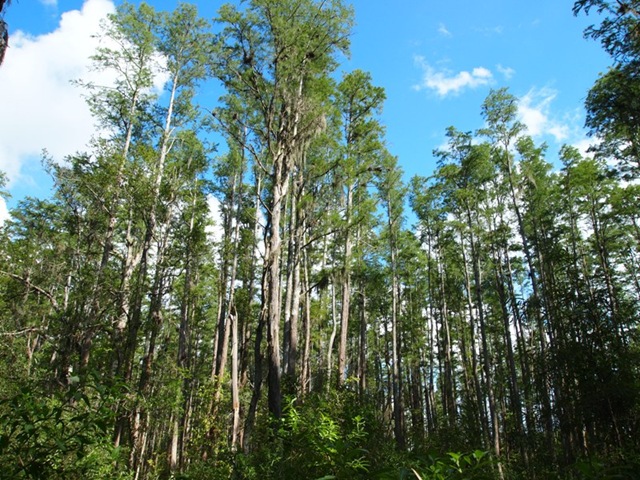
[265,163,288,419]
[338,184,354,387]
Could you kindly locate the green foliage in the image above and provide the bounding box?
[584,64,640,178]
[247,392,375,479]
[0,171,9,199]
[573,0,640,62]
[372,450,493,480]
[570,454,640,479]
[175,454,234,480]
[183,391,495,480]
[574,1,640,179]
[408,450,493,480]
[0,377,130,479]
[183,390,388,479]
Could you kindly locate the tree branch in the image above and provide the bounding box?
[0,270,60,311]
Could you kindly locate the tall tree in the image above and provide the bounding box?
[334,69,385,387]
[377,152,406,449]
[213,0,353,419]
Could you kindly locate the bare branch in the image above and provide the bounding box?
[0,327,42,337]
[0,270,60,311]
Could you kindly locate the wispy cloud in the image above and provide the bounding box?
[516,87,601,155]
[438,23,452,37]
[517,88,569,142]
[497,64,515,80]
[39,0,58,6]
[413,56,493,97]
[476,25,504,36]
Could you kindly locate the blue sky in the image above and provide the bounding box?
[0,0,611,222]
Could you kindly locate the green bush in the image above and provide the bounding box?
[180,390,496,480]
[206,390,385,479]
[0,378,130,479]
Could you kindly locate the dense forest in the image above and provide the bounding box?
[0,0,639,478]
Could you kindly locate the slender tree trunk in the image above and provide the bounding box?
[243,267,267,451]
[301,242,313,396]
[265,161,288,419]
[358,287,368,396]
[468,208,502,476]
[460,231,490,446]
[493,240,527,466]
[504,161,554,458]
[215,205,242,405]
[327,278,338,391]
[173,182,198,472]
[284,168,304,387]
[231,307,240,450]
[437,252,456,426]
[288,251,301,379]
[283,177,295,376]
[338,184,354,387]
[387,194,405,449]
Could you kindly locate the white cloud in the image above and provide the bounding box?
[205,195,223,245]
[497,64,515,80]
[517,88,569,142]
[0,197,8,226]
[0,0,115,186]
[413,56,493,97]
[438,23,452,37]
[517,87,599,154]
[572,137,597,157]
[39,0,58,6]
[477,26,504,36]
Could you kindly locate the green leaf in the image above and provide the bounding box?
[472,450,487,461]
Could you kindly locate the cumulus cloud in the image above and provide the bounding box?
[517,88,570,142]
[413,56,493,97]
[0,0,115,185]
